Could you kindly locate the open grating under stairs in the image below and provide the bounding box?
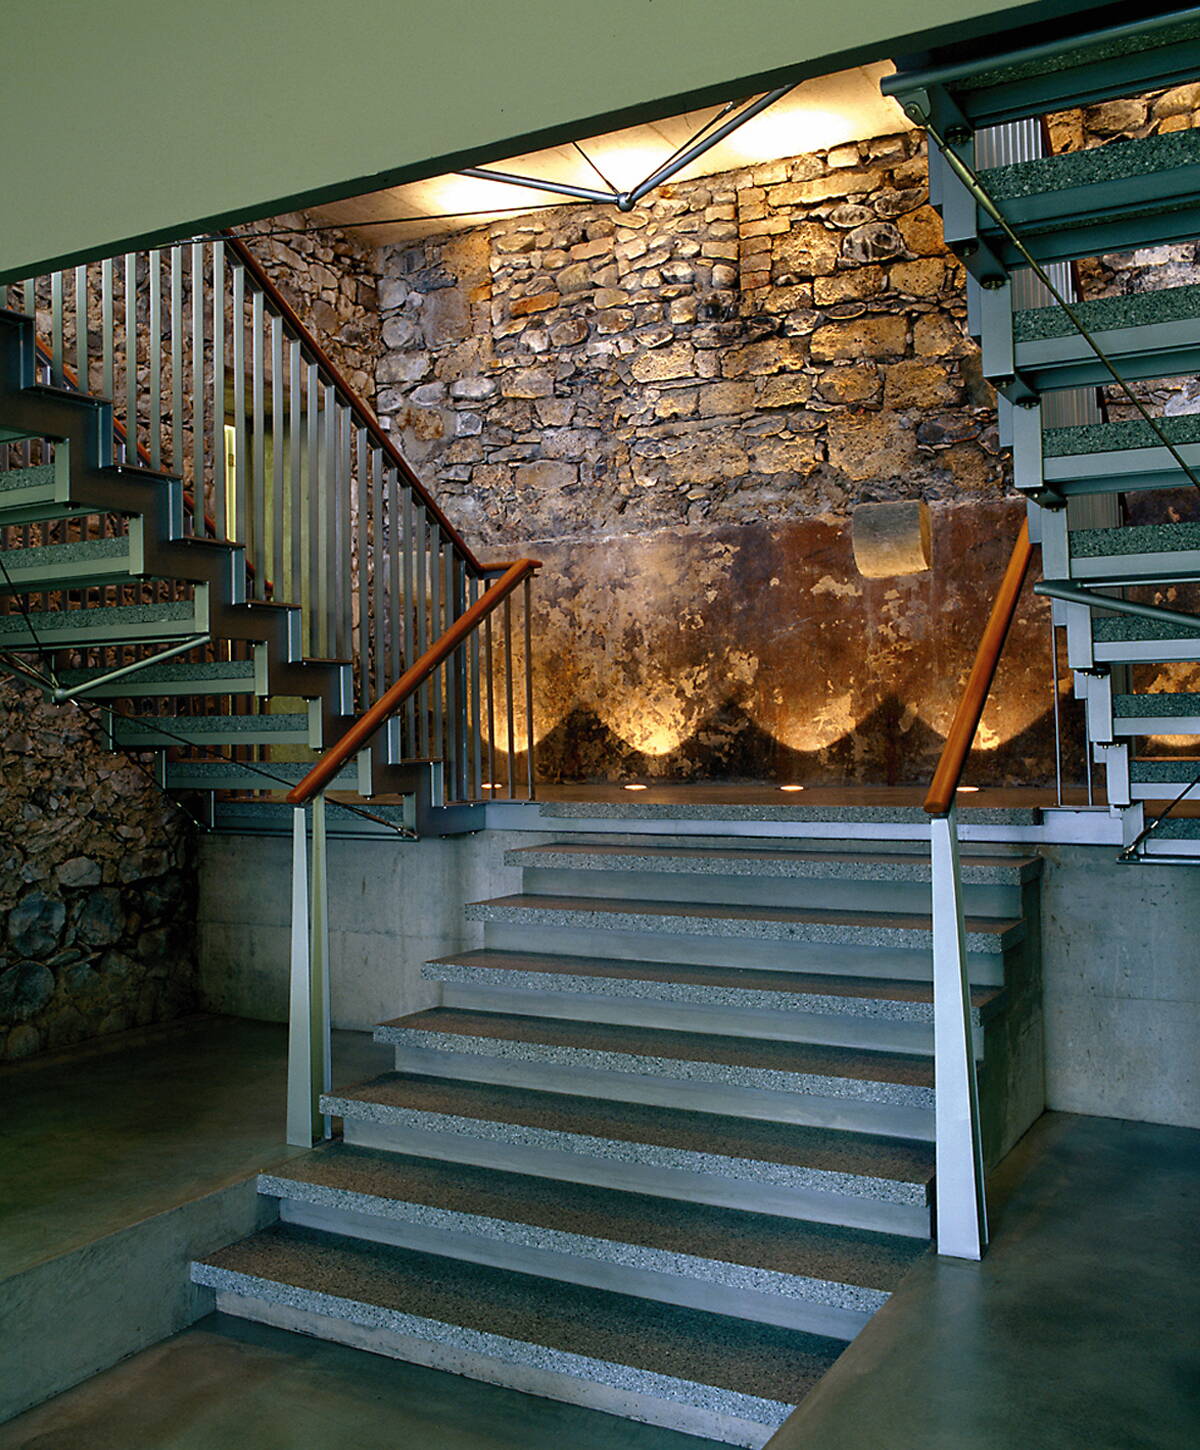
[193,827,1044,1446]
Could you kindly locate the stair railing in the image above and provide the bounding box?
[924,518,1034,1260]
[5,235,538,803]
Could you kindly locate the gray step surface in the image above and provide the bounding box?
[56,656,261,699]
[376,1008,934,1112]
[261,1142,925,1324]
[1113,692,1200,721]
[982,130,1200,207]
[1072,521,1200,560]
[504,842,1041,885]
[1130,760,1200,785]
[165,757,360,793]
[537,799,1040,826]
[112,710,312,749]
[1093,616,1200,645]
[0,535,133,590]
[1044,412,1200,461]
[324,1073,934,1214]
[425,948,1003,1025]
[193,1221,845,1445]
[0,597,203,648]
[467,892,1022,955]
[1014,284,1200,345]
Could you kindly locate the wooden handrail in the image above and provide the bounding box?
[223,234,485,577]
[924,519,1034,817]
[286,557,540,804]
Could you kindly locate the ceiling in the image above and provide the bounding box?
[303,62,911,246]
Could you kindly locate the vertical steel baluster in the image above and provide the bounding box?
[340,405,353,661]
[430,529,443,763]
[455,555,469,799]
[232,264,247,549]
[124,253,137,457]
[22,278,35,321]
[416,510,429,758]
[289,339,303,608]
[400,484,413,751]
[74,265,89,394]
[101,258,115,406]
[485,610,497,796]
[212,241,226,536]
[170,248,184,488]
[504,594,516,800]
[370,447,384,705]
[51,271,64,387]
[148,252,162,472]
[306,363,320,655]
[191,243,205,531]
[524,575,536,801]
[317,383,333,657]
[252,290,266,589]
[271,313,284,593]
[355,428,370,709]
[444,545,459,796]
[469,575,483,800]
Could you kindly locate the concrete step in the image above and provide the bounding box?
[425,947,1002,1056]
[1070,519,1200,584]
[1092,613,1200,665]
[0,595,206,649]
[1113,692,1200,736]
[1011,284,1200,394]
[325,1072,934,1236]
[165,756,362,794]
[1129,760,1200,800]
[261,1142,926,1340]
[213,799,416,837]
[375,1008,934,1139]
[111,710,315,750]
[55,655,263,699]
[1042,413,1200,498]
[192,1221,845,1447]
[0,535,136,591]
[975,129,1200,268]
[0,462,91,525]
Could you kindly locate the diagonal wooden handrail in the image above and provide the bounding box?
[286,557,540,805]
[223,234,485,577]
[924,519,1034,816]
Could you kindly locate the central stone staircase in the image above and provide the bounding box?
[193,823,1042,1446]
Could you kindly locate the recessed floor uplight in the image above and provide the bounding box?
[778,785,805,792]
[480,782,504,790]
[623,783,649,791]
[957,785,981,793]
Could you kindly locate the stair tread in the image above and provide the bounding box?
[195,1221,844,1413]
[507,841,1041,883]
[167,759,352,783]
[1072,520,1200,558]
[1093,615,1199,643]
[428,947,1004,1012]
[2,536,129,569]
[117,711,308,733]
[469,891,1021,945]
[1014,282,1200,344]
[0,598,196,633]
[264,1141,926,1291]
[981,129,1200,205]
[327,1072,935,1186]
[1044,412,1200,459]
[58,658,257,687]
[0,463,56,492]
[1130,759,1200,781]
[1114,692,1200,718]
[381,1007,934,1089]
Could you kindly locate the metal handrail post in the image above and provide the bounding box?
[286,798,332,1146]
[930,804,988,1260]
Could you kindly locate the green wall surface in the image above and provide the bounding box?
[2,0,1107,280]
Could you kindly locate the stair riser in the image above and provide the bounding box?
[1012,325,1200,395]
[433,979,985,1058]
[383,1045,934,1141]
[1129,781,1200,802]
[1045,445,1200,498]
[484,921,1008,987]
[1094,640,1200,666]
[275,1197,873,1341]
[1112,715,1200,737]
[209,1289,785,1449]
[517,867,1023,919]
[337,1118,931,1237]
[982,201,1200,272]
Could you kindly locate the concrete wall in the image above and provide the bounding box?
[197,829,1200,1131]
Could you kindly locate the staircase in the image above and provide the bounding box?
[886,6,1200,864]
[192,822,1043,1445]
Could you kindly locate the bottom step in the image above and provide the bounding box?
[194,1222,844,1448]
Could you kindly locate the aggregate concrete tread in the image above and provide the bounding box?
[537,800,1039,825]
[262,1142,925,1294]
[466,893,1021,954]
[1013,282,1200,343]
[1093,615,1199,643]
[2,535,129,570]
[1113,692,1200,718]
[980,128,1200,202]
[116,711,307,735]
[1130,759,1200,782]
[378,1008,934,1093]
[426,948,1004,1020]
[1044,412,1200,458]
[1072,520,1200,557]
[504,842,1041,884]
[955,13,1200,91]
[325,1073,934,1200]
[0,462,55,491]
[194,1223,844,1418]
[57,657,258,689]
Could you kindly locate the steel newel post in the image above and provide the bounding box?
[311,793,333,1140]
[930,804,988,1260]
[286,799,332,1146]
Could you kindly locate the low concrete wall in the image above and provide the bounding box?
[197,830,1200,1130]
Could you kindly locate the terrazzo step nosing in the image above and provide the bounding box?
[208,1288,787,1449]
[271,1195,878,1341]
[467,894,1021,955]
[1013,282,1200,345]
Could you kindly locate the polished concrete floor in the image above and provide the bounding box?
[0,1015,389,1280]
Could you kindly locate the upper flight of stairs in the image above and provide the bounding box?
[194,827,1044,1445]
[887,7,1200,858]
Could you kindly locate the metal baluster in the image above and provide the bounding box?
[455,555,469,799]
[306,363,320,654]
[271,313,284,592]
[148,252,162,472]
[191,243,205,530]
[232,264,247,549]
[524,575,536,801]
[251,290,265,588]
[415,510,429,758]
[430,529,443,763]
[212,242,226,536]
[371,448,384,705]
[400,484,413,751]
[469,575,483,801]
[51,271,64,387]
[289,339,303,608]
[485,610,497,796]
[317,383,334,656]
[340,406,353,661]
[101,258,115,405]
[22,277,35,320]
[355,428,370,710]
[74,265,89,394]
[444,545,459,797]
[124,254,137,455]
[504,594,516,800]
